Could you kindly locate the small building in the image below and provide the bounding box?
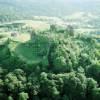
[65,25,74,36]
[11,32,19,37]
[30,30,37,40]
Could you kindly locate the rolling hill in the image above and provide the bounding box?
[0,0,100,20]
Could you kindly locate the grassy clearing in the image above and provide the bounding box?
[8,34,50,65]
[10,34,31,43]
[23,20,50,31]
[15,43,41,64]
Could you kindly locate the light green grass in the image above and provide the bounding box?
[8,34,50,65]
[15,43,41,64]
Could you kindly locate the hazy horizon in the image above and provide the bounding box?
[0,0,99,17]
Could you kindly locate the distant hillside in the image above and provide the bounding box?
[0,0,100,20]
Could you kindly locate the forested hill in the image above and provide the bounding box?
[0,25,100,100]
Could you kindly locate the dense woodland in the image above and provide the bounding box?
[0,0,100,100]
[0,25,100,100]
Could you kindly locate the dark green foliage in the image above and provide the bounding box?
[87,61,100,84]
[0,27,99,100]
[18,92,29,100]
[0,67,100,100]
[48,38,79,73]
